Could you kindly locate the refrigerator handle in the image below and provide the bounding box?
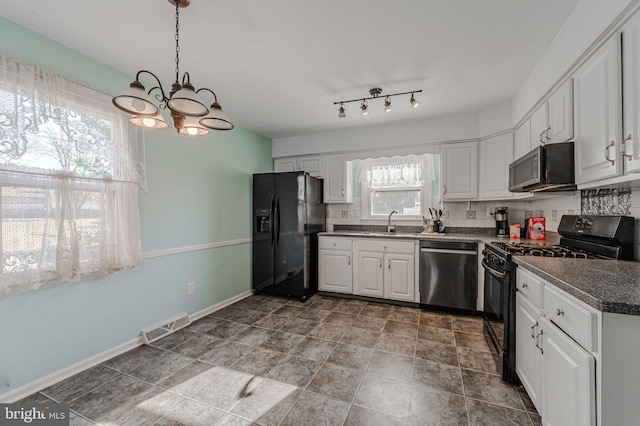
[275,197,281,246]
[269,195,276,245]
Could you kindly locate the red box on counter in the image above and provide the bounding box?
[527,216,546,240]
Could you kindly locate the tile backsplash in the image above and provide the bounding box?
[581,188,631,215]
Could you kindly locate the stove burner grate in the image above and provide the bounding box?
[491,242,596,259]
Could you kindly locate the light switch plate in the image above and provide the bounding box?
[552,210,558,221]
[466,210,476,219]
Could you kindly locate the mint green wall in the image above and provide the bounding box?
[0,18,272,397]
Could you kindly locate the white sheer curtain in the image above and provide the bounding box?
[0,54,143,296]
[356,154,435,187]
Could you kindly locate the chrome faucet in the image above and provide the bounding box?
[387,209,399,233]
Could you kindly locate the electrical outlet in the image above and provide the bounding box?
[552,210,558,221]
[568,209,574,215]
[539,210,545,217]
[525,210,534,218]
[466,210,476,219]
[326,210,330,218]
[187,281,195,295]
[341,210,349,218]
[441,210,449,219]
[350,207,359,217]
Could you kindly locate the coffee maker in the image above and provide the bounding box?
[491,207,509,238]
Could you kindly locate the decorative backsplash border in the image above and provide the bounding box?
[581,188,631,215]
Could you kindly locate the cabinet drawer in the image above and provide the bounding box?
[544,285,597,352]
[358,239,415,254]
[319,238,352,250]
[516,268,545,307]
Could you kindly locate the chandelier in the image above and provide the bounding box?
[334,87,422,118]
[112,0,233,136]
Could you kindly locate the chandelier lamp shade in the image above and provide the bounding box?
[111,0,233,136]
[334,87,422,118]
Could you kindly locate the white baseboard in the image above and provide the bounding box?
[189,290,253,322]
[0,290,254,403]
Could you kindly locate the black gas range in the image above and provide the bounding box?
[482,215,635,384]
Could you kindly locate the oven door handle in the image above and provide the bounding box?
[482,259,506,279]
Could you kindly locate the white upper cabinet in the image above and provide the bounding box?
[622,12,640,174]
[441,141,478,200]
[547,79,574,143]
[514,120,531,161]
[573,35,623,185]
[478,134,514,199]
[530,103,550,147]
[323,154,353,203]
[274,155,323,177]
[527,79,574,149]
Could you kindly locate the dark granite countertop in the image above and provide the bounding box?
[513,257,640,315]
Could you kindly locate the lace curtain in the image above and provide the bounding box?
[356,154,435,187]
[0,54,143,297]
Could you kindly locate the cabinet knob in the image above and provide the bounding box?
[521,282,528,289]
[556,308,564,316]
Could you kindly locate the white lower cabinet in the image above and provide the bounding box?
[318,237,353,293]
[318,236,418,303]
[515,293,543,413]
[384,253,415,302]
[355,239,417,303]
[540,316,595,426]
[355,251,384,298]
[515,268,596,426]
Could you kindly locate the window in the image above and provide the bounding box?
[357,154,435,220]
[0,55,144,297]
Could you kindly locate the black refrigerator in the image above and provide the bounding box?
[252,172,325,300]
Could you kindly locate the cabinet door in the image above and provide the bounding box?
[541,318,596,426]
[548,79,574,143]
[515,293,543,413]
[318,250,352,293]
[324,154,353,203]
[356,251,384,298]
[274,158,297,173]
[298,156,324,177]
[530,103,549,147]
[514,120,531,161]
[479,134,513,199]
[441,141,478,200]
[573,35,623,184]
[383,253,415,302]
[623,14,640,174]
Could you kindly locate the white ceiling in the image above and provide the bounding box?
[0,0,581,140]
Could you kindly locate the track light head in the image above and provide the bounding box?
[384,97,392,112]
[361,100,369,116]
[410,93,420,109]
[338,104,346,118]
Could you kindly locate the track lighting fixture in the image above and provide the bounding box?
[334,87,421,118]
[112,0,234,136]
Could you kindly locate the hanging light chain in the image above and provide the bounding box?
[174,1,181,82]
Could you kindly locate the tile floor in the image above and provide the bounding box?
[21,294,541,425]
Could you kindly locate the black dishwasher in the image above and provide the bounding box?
[419,240,477,312]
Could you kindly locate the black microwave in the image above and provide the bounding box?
[508,142,576,192]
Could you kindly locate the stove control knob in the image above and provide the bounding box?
[556,308,564,316]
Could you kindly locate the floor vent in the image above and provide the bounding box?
[141,314,191,344]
